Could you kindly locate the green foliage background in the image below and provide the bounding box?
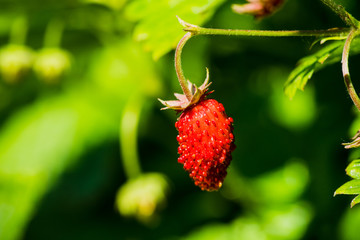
[1,0,360,239]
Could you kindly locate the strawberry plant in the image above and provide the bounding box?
[2,0,360,239]
[159,0,360,207]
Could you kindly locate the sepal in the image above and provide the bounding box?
[159,68,211,111]
[343,130,360,149]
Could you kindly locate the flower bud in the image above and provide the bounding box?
[232,0,284,19]
[33,48,71,84]
[115,173,169,223]
[0,44,34,83]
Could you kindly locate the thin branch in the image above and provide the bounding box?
[178,17,350,38]
[10,16,27,45]
[120,95,143,179]
[342,29,360,111]
[185,26,350,38]
[175,32,193,101]
[319,0,359,28]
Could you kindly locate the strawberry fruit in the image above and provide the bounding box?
[159,69,235,191]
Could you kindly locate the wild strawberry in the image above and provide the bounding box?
[159,69,235,191]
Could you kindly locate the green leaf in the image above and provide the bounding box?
[285,38,360,99]
[335,179,360,196]
[351,195,360,208]
[337,160,360,207]
[0,89,119,240]
[0,38,160,240]
[284,41,343,99]
[346,160,360,179]
[124,0,226,59]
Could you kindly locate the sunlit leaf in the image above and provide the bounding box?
[335,179,360,195]
[0,89,119,240]
[0,37,161,240]
[350,195,360,208]
[285,38,360,99]
[124,0,226,59]
[346,160,360,179]
[337,160,360,207]
[284,41,343,99]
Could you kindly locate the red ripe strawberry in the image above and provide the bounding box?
[159,69,235,191]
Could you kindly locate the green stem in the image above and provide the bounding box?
[174,18,351,99]
[342,29,360,111]
[177,16,351,37]
[175,32,194,101]
[120,95,143,179]
[319,0,360,28]
[9,16,27,45]
[44,18,64,48]
[184,24,350,38]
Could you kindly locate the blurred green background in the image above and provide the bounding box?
[1,0,360,239]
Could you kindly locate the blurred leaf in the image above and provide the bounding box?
[80,0,127,10]
[184,203,312,240]
[0,36,161,240]
[261,203,312,240]
[88,38,162,98]
[346,160,360,179]
[252,160,309,204]
[124,0,226,59]
[339,206,360,240]
[285,38,360,99]
[0,88,119,240]
[263,67,317,131]
[335,179,360,195]
[184,223,235,240]
[271,85,316,131]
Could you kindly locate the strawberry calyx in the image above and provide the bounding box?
[158,68,211,111]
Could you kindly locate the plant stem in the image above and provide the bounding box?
[319,0,360,28]
[184,25,350,38]
[120,95,143,179]
[44,18,64,48]
[175,32,193,101]
[10,16,27,45]
[342,29,360,111]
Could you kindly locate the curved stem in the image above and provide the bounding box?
[342,29,360,111]
[44,18,64,48]
[175,32,194,101]
[10,16,27,45]
[120,95,143,179]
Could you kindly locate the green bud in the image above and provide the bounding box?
[115,173,169,223]
[0,44,34,83]
[33,48,71,84]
